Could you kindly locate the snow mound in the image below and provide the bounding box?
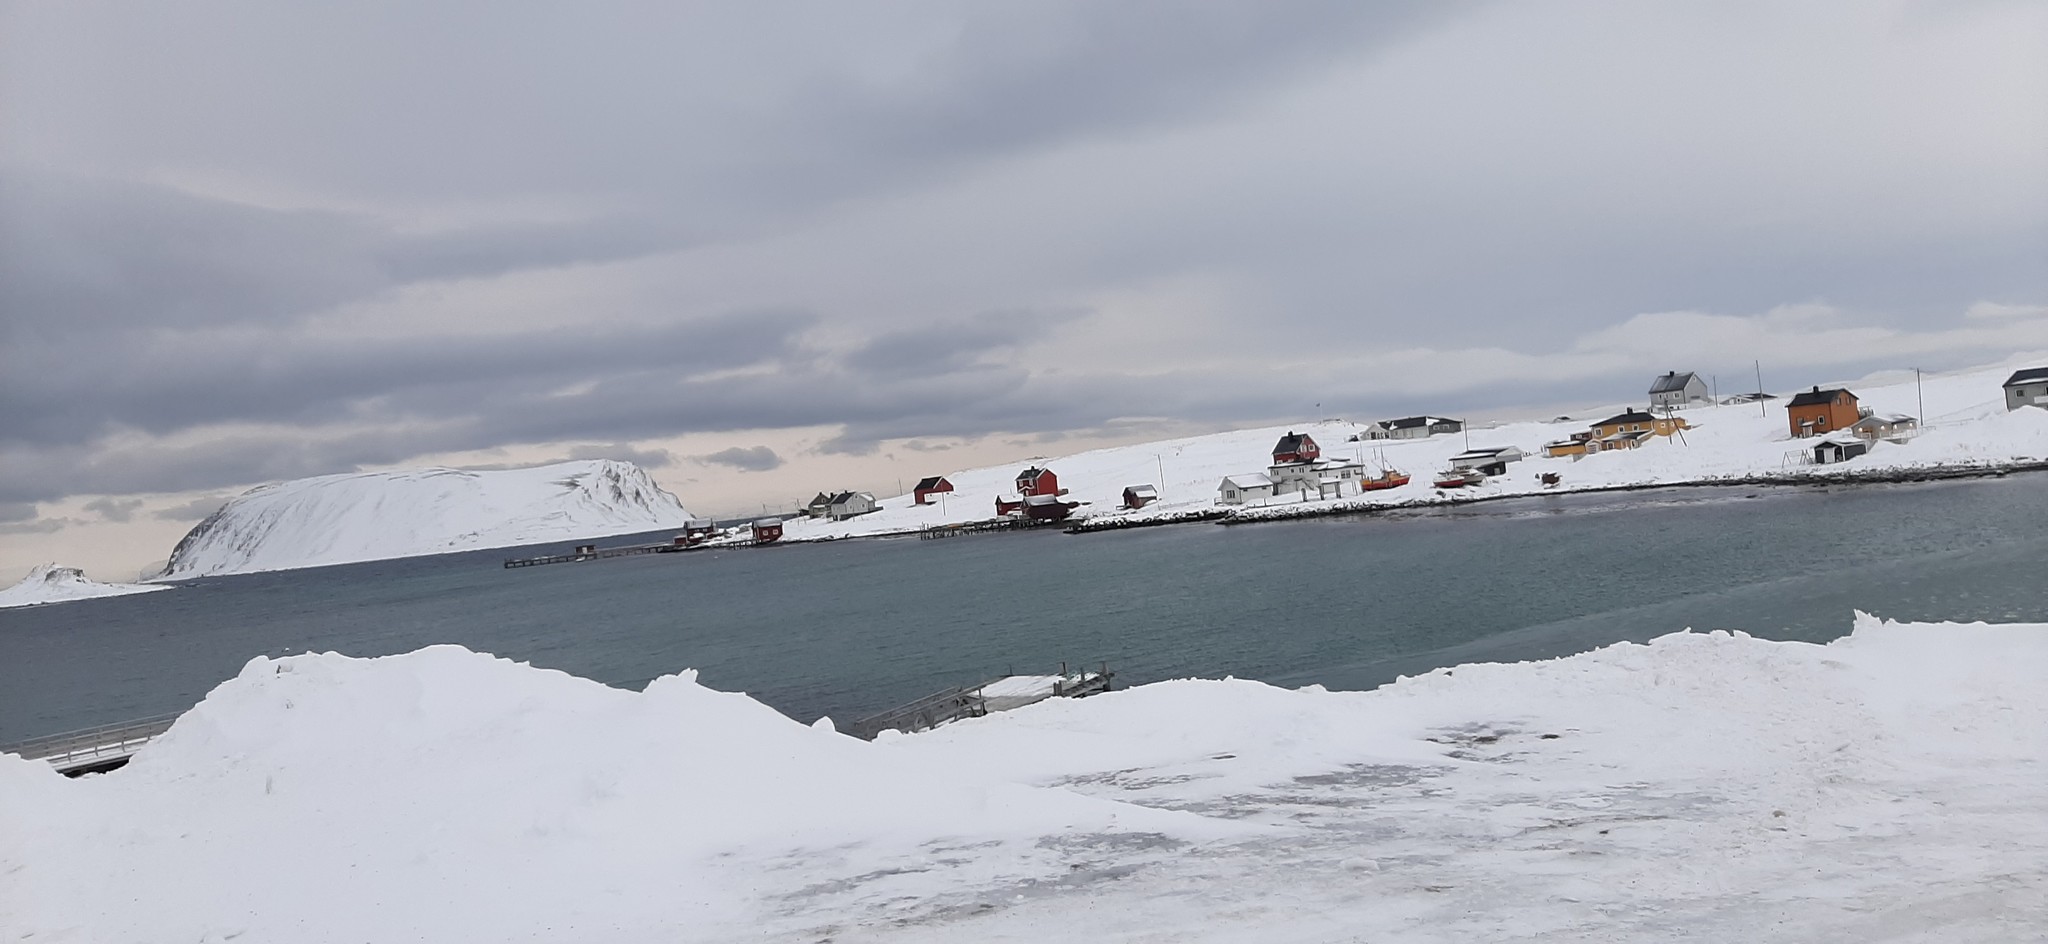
[157,459,692,579]
[0,563,170,609]
[4,614,2044,941]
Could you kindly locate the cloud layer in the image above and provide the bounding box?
[2,0,2044,565]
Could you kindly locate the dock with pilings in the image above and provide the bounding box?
[842,663,1115,739]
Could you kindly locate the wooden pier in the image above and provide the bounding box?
[502,538,775,568]
[2,713,182,777]
[843,664,1114,739]
[918,517,1069,540]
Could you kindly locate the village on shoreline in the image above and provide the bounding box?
[696,359,2048,550]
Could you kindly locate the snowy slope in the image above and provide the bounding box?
[764,358,2048,542]
[0,563,170,609]
[158,459,692,579]
[2,614,2042,941]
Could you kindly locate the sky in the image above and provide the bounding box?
[2,0,2046,581]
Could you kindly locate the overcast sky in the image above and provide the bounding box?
[3,0,2046,580]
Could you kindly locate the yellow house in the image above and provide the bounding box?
[1591,408,1688,440]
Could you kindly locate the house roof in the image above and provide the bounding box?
[1788,386,1855,407]
[1852,413,1916,427]
[913,476,951,491]
[1600,430,1650,443]
[1124,484,1158,497]
[1221,473,1273,489]
[1022,493,1072,506]
[2004,367,2048,387]
[753,518,782,527]
[1017,466,1052,482]
[1595,409,1656,427]
[1378,415,1457,430]
[827,491,872,506]
[1273,431,1316,455]
[1648,371,1699,394]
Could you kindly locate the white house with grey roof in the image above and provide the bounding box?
[1648,371,1710,409]
[1217,473,1275,505]
[2005,367,2048,411]
[1366,416,1463,441]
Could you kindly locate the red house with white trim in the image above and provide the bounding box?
[1272,432,1320,464]
[1016,467,1060,497]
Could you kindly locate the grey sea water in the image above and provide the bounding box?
[3,476,2045,743]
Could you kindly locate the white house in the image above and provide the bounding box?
[824,491,878,520]
[1648,371,1710,409]
[1366,416,1463,441]
[1270,458,1366,497]
[1217,473,1275,505]
[2005,367,2048,411]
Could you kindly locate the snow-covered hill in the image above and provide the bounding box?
[158,460,692,579]
[3,614,2041,940]
[763,358,2048,543]
[0,564,170,609]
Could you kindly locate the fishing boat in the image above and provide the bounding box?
[1360,468,1411,491]
[1433,468,1485,489]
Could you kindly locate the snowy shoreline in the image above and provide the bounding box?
[5,612,2043,941]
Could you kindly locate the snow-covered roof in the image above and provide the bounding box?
[752,518,782,527]
[2003,367,2048,387]
[1221,473,1273,489]
[1124,484,1159,497]
[1378,415,1457,430]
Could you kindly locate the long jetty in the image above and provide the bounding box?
[843,664,1114,739]
[3,713,182,777]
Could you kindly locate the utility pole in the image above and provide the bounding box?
[1914,367,1926,424]
[1155,454,1166,494]
[1754,360,1766,418]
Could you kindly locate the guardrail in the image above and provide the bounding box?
[2,712,182,773]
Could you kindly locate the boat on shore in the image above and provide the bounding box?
[1361,469,1412,491]
[1433,469,1485,489]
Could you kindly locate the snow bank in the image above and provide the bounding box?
[5,615,2044,941]
[760,359,2048,543]
[0,563,170,609]
[158,459,693,579]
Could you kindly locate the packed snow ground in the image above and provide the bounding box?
[4,614,2043,942]
[0,563,170,609]
[158,459,693,579]
[764,359,2048,542]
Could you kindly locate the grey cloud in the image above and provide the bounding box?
[0,501,39,523]
[567,443,675,469]
[0,518,71,535]
[697,447,783,472]
[152,496,229,521]
[83,497,144,522]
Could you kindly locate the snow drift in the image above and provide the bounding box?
[156,459,692,579]
[4,614,2043,942]
[0,563,170,609]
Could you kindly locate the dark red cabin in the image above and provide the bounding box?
[751,519,783,543]
[1272,432,1320,464]
[912,476,954,505]
[995,496,1024,516]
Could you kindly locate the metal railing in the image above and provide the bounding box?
[2,712,182,772]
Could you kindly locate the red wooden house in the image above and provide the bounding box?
[1122,485,1158,509]
[1016,466,1060,496]
[912,476,954,505]
[1272,432,1321,465]
[751,519,783,543]
[995,496,1024,516]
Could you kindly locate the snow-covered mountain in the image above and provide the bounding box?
[0,563,171,609]
[158,460,692,580]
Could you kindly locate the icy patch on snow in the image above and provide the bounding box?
[157,459,692,579]
[3,614,2044,941]
[0,563,170,609]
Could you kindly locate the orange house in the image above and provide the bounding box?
[1786,387,1859,438]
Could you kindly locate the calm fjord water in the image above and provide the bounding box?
[4,477,2046,743]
